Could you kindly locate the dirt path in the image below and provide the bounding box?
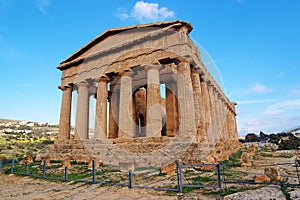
[0,174,178,200]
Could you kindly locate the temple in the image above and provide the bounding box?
[38,20,241,169]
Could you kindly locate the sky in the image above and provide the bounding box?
[0,0,299,135]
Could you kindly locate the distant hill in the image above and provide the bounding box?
[0,118,22,123]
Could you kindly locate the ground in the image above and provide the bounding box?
[0,174,178,200]
[1,145,300,200]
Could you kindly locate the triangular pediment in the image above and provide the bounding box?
[57,20,192,70]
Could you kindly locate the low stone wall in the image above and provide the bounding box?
[37,137,242,171]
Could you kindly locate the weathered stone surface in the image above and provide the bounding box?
[62,159,71,168]
[161,162,176,176]
[41,157,51,166]
[240,152,253,167]
[224,186,285,200]
[43,21,240,170]
[264,166,280,181]
[246,144,257,157]
[94,76,109,140]
[254,175,271,183]
[88,159,100,170]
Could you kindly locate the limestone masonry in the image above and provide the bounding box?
[38,20,241,170]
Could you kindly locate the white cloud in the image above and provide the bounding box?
[291,88,300,95]
[250,82,273,93]
[115,8,130,20]
[237,114,300,135]
[264,98,300,115]
[116,1,175,23]
[35,0,50,16]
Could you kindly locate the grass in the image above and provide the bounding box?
[0,160,125,184]
[280,182,292,200]
[222,148,246,167]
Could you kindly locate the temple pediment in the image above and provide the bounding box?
[57,20,192,70]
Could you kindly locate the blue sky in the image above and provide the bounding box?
[0,0,299,135]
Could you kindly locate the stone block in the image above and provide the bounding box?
[161,162,177,176]
[62,159,71,168]
[41,157,51,166]
[240,152,252,167]
[265,167,280,181]
[119,161,134,171]
[88,159,100,170]
[254,175,271,183]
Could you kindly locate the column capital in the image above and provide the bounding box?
[191,67,200,74]
[119,69,134,77]
[58,84,73,91]
[231,102,237,106]
[76,80,89,88]
[97,75,110,83]
[207,79,214,86]
[200,74,208,82]
[174,57,188,65]
[144,63,162,71]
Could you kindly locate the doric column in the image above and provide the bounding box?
[146,64,162,137]
[231,102,238,140]
[215,93,222,138]
[212,88,219,141]
[94,76,109,140]
[200,76,212,137]
[108,82,119,139]
[58,85,73,140]
[224,106,230,140]
[118,70,134,138]
[207,83,216,141]
[75,81,90,140]
[165,81,178,137]
[191,68,205,142]
[219,97,226,139]
[176,59,196,135]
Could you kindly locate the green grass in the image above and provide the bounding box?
[280,182,291,200]
[275,153,294,158]
[135,166,160,171]
[222,148,246,166]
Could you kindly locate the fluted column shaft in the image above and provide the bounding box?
[118,71,134,138]
[94,76,109,140]
[191,69,205,142]
[231,102,238,140]
[75,81,90,140]
[207,84,216,141]
[165,81,178,137]
[58,86,72,140]
[201,77,212,137]
[146,65,162,137]
[177,60,196,134]
[108,84,119,139]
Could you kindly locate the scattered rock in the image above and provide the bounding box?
[289,188,300,199]
[41,157,51,166]
[62,159,71,168]
[88,159,100,170]
[264,166,280,181]
[254,175,271,183]
[161,162,176,176]
[224,185,285,200]
[240,152,252,167]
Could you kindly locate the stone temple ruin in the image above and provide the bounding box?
[38,20,241,170]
